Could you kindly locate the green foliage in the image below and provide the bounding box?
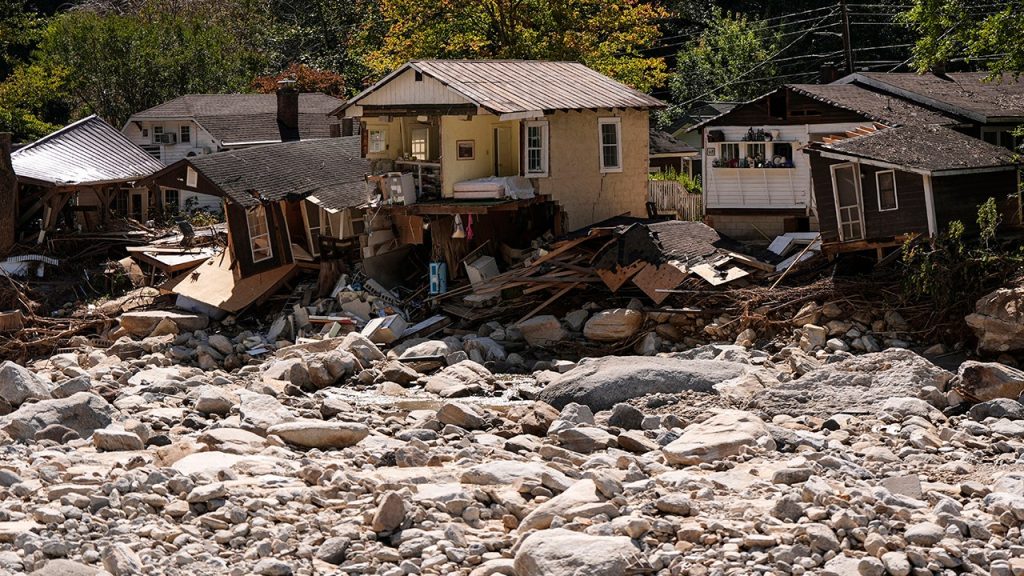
[669,8,779,108]
[365,0,668,92]
[977,197,1002,251]
[0,62,71,140]
[649,167,702,195]
[903,0,1024,77]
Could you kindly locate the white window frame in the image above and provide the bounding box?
[830,162,865,242]
[598,117,623,173]
[180,125,191,143]
[247,205,273,263]
[875,169,899,212]
[302,200,322,257]
[410,127,429,161]
[524,120,549,177]
[368,128,387,154]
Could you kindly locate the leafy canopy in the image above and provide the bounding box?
[903,0,1024,78]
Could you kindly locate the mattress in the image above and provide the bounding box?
[452,176,537,200]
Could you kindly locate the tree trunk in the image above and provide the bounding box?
[0,133,17,255]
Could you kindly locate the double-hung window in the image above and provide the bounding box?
[524,121,549,177]
[368,128,387,153]
[247,205,273,262]
[180,125,191,143]
[598,118,622,173]
[876,170,899,211]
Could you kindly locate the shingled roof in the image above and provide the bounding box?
[12,115,163,187]
[845,72,1024,123]
[128,94,344,146]
[816,124,1018,173]
[650,129,697,155]
[789,84,956,127]
[341,60,665,116]
[181,137,370,210]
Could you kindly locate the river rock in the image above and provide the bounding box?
[266,420,368,449]
[0,361,51,409]
[583,309,644,342]
[0,392,113,441]
[514,528,640,576]
[966,286,1024,353]
[517,315,567,346]
[663,410,771,465]
[119,310,208,337]
[951,361,1024,404]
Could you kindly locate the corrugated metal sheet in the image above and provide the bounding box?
[12,115,164,186]
[348,60,665,115]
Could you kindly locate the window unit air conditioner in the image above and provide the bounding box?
[154,133,177,145]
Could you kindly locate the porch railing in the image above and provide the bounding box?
[648,180,704,221]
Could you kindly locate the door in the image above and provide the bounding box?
[831,163,864,241]
[493,126,513,176]
[129,191,145,221]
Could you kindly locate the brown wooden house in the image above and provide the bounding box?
[806,124,1020,253]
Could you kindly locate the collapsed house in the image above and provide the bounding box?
[11,115,164,239]
[142,136,371,317]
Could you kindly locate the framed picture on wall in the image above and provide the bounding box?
[456,140,475,160]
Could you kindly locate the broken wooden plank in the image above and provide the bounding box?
[631,260,689,305]
[515,282,581,325]
[721,250,775,273]
[595,261,647,292]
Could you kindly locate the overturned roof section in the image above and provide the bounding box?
[650,130,698,156]
[339,60,665,118]
[842,72,1024,123]
[127,93,344,146]
[813,124,1019,174]
[172,136,369,210]
[12,115,164,187]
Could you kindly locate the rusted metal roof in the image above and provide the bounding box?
[12,115,164,187]
[345,60,665,115]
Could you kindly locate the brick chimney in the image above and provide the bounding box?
[277,78,299,141]
[820,63,839,84]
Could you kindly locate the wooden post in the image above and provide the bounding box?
[0,133,17,255]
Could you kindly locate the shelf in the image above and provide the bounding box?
[709,140,797,145]
[712,167,796,171]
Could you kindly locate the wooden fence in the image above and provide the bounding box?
[648,180,704,221]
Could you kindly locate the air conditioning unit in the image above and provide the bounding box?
[154,133,177,145]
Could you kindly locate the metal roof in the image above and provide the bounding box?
[343,60,665,115]
[12,115,164,187]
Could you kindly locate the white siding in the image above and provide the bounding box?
[124,119,223,214]
[702,122,869,211]
[354,68,473,109]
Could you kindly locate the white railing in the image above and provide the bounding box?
[648,180,704,221]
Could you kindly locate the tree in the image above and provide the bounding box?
[364,0,667,92]
[904,0,1024,77]
[252,63,347,96]
[0,63,71,141]
[668,8,780,108]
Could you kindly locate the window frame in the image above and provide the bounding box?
[180,125,191,143]
[368,127,388,154]
[875,169,899,212]
[524,120,550,178]
[302,200,322,257]
[247,204,273,263]
[598,117,623,173]
[164,189,180,212]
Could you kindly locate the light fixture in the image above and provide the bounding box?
[451,214,466,239]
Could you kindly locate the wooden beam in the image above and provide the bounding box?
[515,282,580,325]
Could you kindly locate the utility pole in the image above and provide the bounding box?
[840,0,855,75]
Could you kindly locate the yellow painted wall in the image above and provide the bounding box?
[440,115,521,197]
[363,119,404,161]
[536,109,650,231]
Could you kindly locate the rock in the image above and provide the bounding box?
[554,426,614,453]
[970,398,1024,420]
[583,309,644,342]
[92,427,145,451]
[461,461,569,487]
[463,337,507,362]
[207,333,233,355]
[881,397,945,421]
[792,302,821,327]
[101,542,143,575]
[519,479,606,531]
[370,491,405,532]
[338,332,385,364]
[315,537,349,565]
[952,361,1024,404]
[119,310,208,337]
[266,420,368,449]
[239,393,296,435]
[904,521,943,546]
[617,430,658,453]
[380,361,420,386]
[424,361,492,396]
[805,523,841,553]
[0,392,113,441]
[194,386,238,415]
[517,315,567,346]
[539,356,754,411]
[655,494,692,515]
[966,286,1024,353]
[437,402,486,429]
[0,361,51,409]
[608,403,643,429]
[263,357,310,387]
[198,427,267,454]
[881,551,911,576]
[663,410,771,465]
[801,324,828,350]
[752,349,952,418]
[519,402,559,436]
[29,559,101,576]
[186,482,227,503]
[881,474,923,499]
[514,528,639,576]
[254,558,293,576]
[564,310,589,332]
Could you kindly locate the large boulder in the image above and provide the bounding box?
[663,410,771,466]
[517,315,567,347]
[119,310,208,337]
[238,393,297,436]
[751,349,952,418]
[266,419,368,449]
[950,361,1024,405]
[423,361,492,396]
[514,528,640,576]
[518,479,608,531]
[583,309,644,342]
[0,361,51,410]
[966,286,1024,353]
[0,392,114,441]
[538,356,752,411]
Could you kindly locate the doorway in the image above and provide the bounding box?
[831,163,864,241]
[493,126,513,176]
[129,191,145,221]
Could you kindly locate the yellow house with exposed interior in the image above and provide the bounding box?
[331,60,665,231]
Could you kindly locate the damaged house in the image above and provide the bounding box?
[123,83,347,214]
[143,136,371,317]
[11,115,164,239]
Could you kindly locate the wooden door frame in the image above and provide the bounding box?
[830,161,864,242]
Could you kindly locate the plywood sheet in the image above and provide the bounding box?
[691,263,749,286]
[632,260,689,305]
[163,251,296,314]
[596,261,646,292]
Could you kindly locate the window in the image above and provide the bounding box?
[303,201,322,256]
[876,170,898,211]
[598,118,622,172]
[746,143,766,165]
[368,128,387,153]
[180,125,190,143]
[983,127,1021,151]
[720,143,741,164]
[247,205,273,262]
[524,121,549,177]
[772,142,794,164]
[142,128,149,138]
[164,189,180,212]
[411,128,429,161]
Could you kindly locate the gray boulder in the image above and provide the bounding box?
[514,528,640,576]
[970,398,1024,421]
[1,392,113,441]
[0,361,51,409]
[538,356,752,411]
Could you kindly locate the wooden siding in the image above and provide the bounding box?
[357,68,473,108]
[225,200,294,278]
[932,170,1020,232]
[706,89,868,127]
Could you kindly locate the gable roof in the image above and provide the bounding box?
[340,60,665,116]
[840,72,1024,123]
[812,124,1018,174]
[165,137,370,210]
[127,93,344,146]
[12,115,163,187]
[691,83,955,131]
